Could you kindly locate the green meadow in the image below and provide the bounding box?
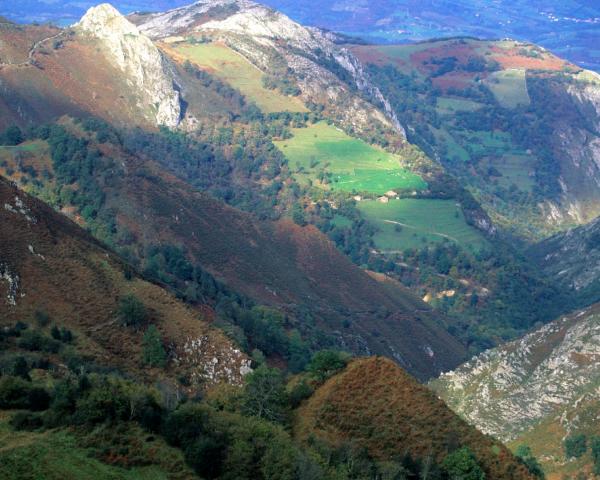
[275,122,427,195]
[486,69,530,109]
[358,198,487,251]
[173,42,307,113]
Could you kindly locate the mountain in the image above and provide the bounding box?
[297,356,536,479]
[1,1,598,72]
[0,177,532,480]
[351,38,600,240]
[0,174,250,388]
[431,304,600,476]
[529,216,600,307]
[0,0,590,363]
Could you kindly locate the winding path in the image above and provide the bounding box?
[0,24,64,68]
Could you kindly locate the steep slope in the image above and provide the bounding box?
[296,356,535,480]
[431,304,600,476]
[75,3,182,127]
[0,121,466,380]
[132,0,405,139]
[529,216,600,307]
[0,175,250,387]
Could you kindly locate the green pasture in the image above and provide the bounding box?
[486,69,530,109]
[173,42,307,113]
[274,122,427,195]
[358,198,487,251]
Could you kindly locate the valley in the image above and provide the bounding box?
[0,0,599,479]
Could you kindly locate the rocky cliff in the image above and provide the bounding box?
[431,304,600,443]
[76,3,182,127]
[134,0,405,138]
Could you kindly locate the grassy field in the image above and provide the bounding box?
[481,154,536,191]
[275,122,427,195]
[358,198,486,251]
[486,69,530,108]
[0,417,175,480]
[171,42,307,113]
[436,97,484,114]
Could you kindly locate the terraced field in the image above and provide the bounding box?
[358,198,487,251]
[168,42,307,113]
[274,122,427,195]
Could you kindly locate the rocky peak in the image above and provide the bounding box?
[76,3,182,128]
[135,0,405,137]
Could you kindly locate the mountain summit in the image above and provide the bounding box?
[77,3,182,127]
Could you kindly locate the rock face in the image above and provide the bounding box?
[528,212,600,304]
[135,0,404,138]
[530,72,600,227]
[76,3,181,127]
[431,305,600,442]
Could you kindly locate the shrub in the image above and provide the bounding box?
[118,294,148,328]
[142,325,167,368]
[442,447,485,480]
[564,433,587,459]
[12,356,30,379]
[515,444,545,479]
[242,365,288,423]
[17,330,60,353]
[0,376,50,411]
[307,350,349,382]
[0,125,24,146]
[9,411,44,431]
[34,310,50,327]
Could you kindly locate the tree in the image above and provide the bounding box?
[118,294,148,328]
[442,447,485,480]
[307,350,349,382]
[591,436,600,475]
[564,433,587,459]
[142,325,167,368]
[515,445,545,479]
[242,365,287,423]
[0,125,24,146]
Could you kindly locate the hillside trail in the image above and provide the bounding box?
[382,219,460,243]
[0,25,64,68]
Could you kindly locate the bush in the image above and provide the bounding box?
[34,310,50,327]
[515,444,545,479]
[17,330,60,353]
[307,350,349,382]
[0,376,50,411]
[118,294,148,328]
[442,447,485,480]
[564,433,587,459]
[9,411,44,431]
[142,325,167,368]
[0,125,24,146]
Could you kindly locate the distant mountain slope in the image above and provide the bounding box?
[0,119,466,380]
[1,0,598,71]
[431,304,600,476]
[0,175,250,388]
[529,216,600,307]
[352,38,600,240]
[296,356,535,480]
